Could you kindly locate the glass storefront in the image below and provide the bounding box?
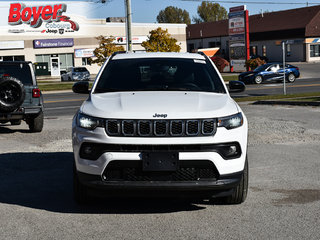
[0,55,25,61]
[36,53,74,72]
[310,44,320,57]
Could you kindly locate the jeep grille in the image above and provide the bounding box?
[105,119,217,137]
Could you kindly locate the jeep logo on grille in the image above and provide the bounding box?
[153,113,167,118]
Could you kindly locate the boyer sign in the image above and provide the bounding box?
[8,3,79,34]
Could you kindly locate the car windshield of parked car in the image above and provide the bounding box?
[0,63,33,85]
[254,64,270,72]
[94,58,226,93]
[74,67,88,72]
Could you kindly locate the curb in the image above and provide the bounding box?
[252,100,320,106]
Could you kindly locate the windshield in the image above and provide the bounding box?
[94,58,226,93]
[254,64,271,72]
[74,67,88,72]
[0,63,33,85]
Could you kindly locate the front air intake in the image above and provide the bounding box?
[105,119,217,137]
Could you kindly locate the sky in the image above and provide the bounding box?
[0,0,319,25]
[90,0,318,23]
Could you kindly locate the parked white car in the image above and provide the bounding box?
[61,67,90,81]
[72,52,248,204]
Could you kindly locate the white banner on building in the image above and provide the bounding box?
[0,40,24,50]
[75,48,95,58]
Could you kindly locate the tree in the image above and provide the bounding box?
[89,35,125,66]
[141,27,181,52]
[157,6,191,24]
[193,2,227,23]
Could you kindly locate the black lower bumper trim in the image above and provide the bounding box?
[77,171,242,197]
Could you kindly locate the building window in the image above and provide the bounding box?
[209,42,216,48]
[188,43,195,52]
[35,53,74,71]
[82,58,91,66]
[0,55,25,61]
[208,42,221,48]
[310,45,320,57]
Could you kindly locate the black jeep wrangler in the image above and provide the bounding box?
[0,61,44,132]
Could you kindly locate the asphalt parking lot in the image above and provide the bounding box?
[0,103,319,239]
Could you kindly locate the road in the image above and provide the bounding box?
[44,78,320,117]
[232,78,320,97]
[0,103,319,239]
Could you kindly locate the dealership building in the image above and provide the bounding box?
[187,5,320,63]
[0,15,186,76]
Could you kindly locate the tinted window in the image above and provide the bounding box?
[95,58,226,93]
[73,67,88,72]
[0,63,33,85]
[254,64,271,72]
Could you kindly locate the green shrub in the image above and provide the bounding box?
[245,58,265,70]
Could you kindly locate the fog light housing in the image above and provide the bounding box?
[79,143,102,160]
[217,143,241,159]
[83,146,93,155]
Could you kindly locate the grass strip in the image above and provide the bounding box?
[280,96,320,102]
[39,83,93,91]
[222,75,239,81]
[234,92,320,102]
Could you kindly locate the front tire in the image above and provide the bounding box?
[287,73,296,83]
[224,157,248,204]
[254,75,263,84]
[73,163,89,204]
[27,111,44,132]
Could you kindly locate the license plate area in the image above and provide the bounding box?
[142,152,179,172]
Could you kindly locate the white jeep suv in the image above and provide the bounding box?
[72,52,248,204]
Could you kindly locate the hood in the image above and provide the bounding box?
[81,91,239,119]
[240,71,254,76]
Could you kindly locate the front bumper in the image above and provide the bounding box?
[72,112,248,196]
[77,170,242,197]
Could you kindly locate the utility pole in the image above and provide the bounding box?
[282,41,286,95]
[125,0,132,52]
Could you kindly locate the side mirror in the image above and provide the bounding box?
[228,80,245,93]
[72,81,89,94]
[60,70,67,75]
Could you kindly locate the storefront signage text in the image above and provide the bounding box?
[33,38,74,48]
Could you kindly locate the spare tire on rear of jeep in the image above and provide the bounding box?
[0,76,25,112]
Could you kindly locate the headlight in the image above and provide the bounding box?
[77,112,103,130]
[218,112,243,129]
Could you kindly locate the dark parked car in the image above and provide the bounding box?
[0,61,44,132]
[61,67,90,81]
[239,63,300,84]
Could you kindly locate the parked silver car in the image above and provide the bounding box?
[61,67,90,81]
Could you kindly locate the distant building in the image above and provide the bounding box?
[187,5,320,62]
[0,16,186,75]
